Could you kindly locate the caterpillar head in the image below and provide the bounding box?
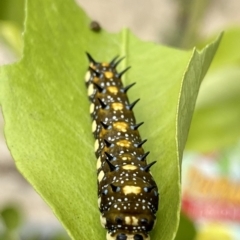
[106,231,150,240]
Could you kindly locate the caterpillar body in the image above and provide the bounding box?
[85,53,159,240]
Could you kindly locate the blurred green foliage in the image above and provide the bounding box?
[0,0,24,56]
[0,205,21,240]
[186,28,240,152]
[0,205,70,240]
[0,0,24,27]
[1,206,21,230]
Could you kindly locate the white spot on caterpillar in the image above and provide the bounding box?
[88,83,94,96]
[96,157,101,169]
[100,215,106,227]
[106,233,116,240]
[92,120,97,132]
[97,197,101,207]
[85,71,91,82]
[94,139,99,152]
[90,103,94,114]
[98,170,104,182]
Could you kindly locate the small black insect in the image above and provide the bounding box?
[85,53,159,240]
[90,21,101,32]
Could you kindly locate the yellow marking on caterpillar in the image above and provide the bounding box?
[132,216,138,225]
[112,102,124,111]
[121,155,131,161]
[117,139,131,147]
[99,126,108,138]
[123,185,141,195]
[125,216,131,224]
[107,86,118,94]
[92,76,99,82]
[113,122,128,132]
[90,63,95,69]
[102,62,109,67]
[104,71,113,78]
[124,216,138,226]
[122,164,137,170]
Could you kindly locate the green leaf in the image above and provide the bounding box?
[0,0,220,239]
[187,29,240,151]
[198,28,240,69]
[0,206,22,230]
[174,213,196,240]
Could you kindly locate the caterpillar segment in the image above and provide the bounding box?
[85,53,159,240]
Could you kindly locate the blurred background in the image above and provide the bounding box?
[0,0,240,239]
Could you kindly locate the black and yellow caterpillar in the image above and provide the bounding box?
[85,53,159,240]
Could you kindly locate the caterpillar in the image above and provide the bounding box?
[85,53,159,240]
